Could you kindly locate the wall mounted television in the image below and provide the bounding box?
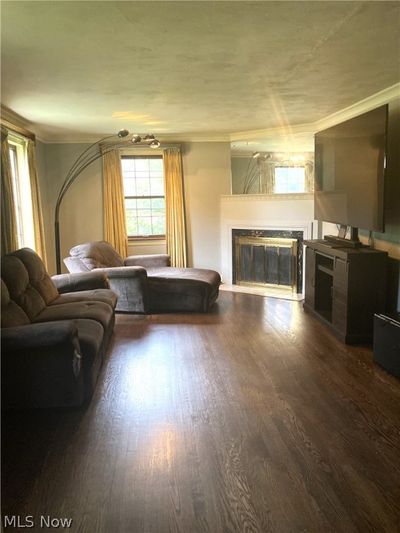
[314,104,388,244]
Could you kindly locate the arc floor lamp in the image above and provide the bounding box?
[54,129,161,274]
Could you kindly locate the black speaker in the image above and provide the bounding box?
[373,313,400,378]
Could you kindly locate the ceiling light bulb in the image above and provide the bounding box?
[118,129,129,138]
[144,134,155,141]
[252,152,260,159]
[131,134,142,143]
[149,139,161,148]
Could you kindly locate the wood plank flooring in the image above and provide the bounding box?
[2,291,400,532]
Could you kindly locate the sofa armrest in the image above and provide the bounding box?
[52,272,110,293]
[124,254,171,268]
[1,321,84,408]
[93,266,148,313]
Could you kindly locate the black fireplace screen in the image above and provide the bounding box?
[232,229,303,293]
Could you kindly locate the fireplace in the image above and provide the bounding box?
[232,229,303,293]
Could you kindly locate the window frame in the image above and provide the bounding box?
[8,136,35,249]
[121,155,166,240]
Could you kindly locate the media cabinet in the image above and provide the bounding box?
[303,240,387,344]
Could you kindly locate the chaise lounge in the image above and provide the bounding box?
[64,241,221,314]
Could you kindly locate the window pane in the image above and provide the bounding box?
[125,198,137,210]
[136,198,151,209]
[137,209,151,218]
[274,167,305,194]
[126,217,138,236]
[122,156,165,236]
[135,178,151,196]
[149,158,163,172]
[134,159,149,172]
[150,178,164,195]
[151,197,165,209]
[8,141,35,249]
[137,218,152,236]
[122,159,135,171]
[123,177,136,196]
[152,217,166,235]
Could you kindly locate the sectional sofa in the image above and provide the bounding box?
[64,241,221,313]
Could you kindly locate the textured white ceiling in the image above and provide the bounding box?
[1,1,399,146]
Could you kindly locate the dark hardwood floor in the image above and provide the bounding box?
[2,291,400,533]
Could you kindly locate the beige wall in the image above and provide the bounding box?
[38,143,103,274]
[37,141,231,275]
[182,142,231,271]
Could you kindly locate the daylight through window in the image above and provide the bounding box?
[8,137,35,249]
[274,166,306,194]
[121,156,165,238]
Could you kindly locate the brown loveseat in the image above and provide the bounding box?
[64,241,221,314]
[1,248,117,408]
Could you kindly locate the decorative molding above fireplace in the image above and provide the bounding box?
[220,193,315,286]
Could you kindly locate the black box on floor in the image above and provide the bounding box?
[373,313,400,378]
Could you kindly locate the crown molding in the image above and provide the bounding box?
[230,123,315,142]
[314,83,400,133]
[229,83,400,142]
[35,130,231,144]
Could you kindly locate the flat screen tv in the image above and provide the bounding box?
[314,104,388,235]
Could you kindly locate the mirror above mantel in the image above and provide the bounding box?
[230,131,315,196]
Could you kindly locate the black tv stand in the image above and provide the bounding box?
[323,226,366,248]
[303,240,387,344]
[323,235,366,248]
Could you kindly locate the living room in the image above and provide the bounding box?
[1,1,400,532]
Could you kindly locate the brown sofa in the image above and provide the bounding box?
[1,248,117,408]
[64,241,221,314]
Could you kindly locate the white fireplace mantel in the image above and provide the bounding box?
[220,194,316,284]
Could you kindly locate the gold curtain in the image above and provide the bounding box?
[102,149,128,258]
[163,147,187,267]
[27,140,47,266]
[1,129,18,254]
[305,159,314,192]
[259,159,276,194]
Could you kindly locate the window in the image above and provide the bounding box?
[8,136,35,248]
[274,166,306,194]
[121,156,165,238]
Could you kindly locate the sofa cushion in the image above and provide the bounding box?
[11,248,59,304]
[125,254,170,268]
[1,255,47,320]
[1,279,31,328]
[69,241,124,270]
[34,300,114,331]
[53,289,118,310]
[146,267,221,312]
[147,267,221,285]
